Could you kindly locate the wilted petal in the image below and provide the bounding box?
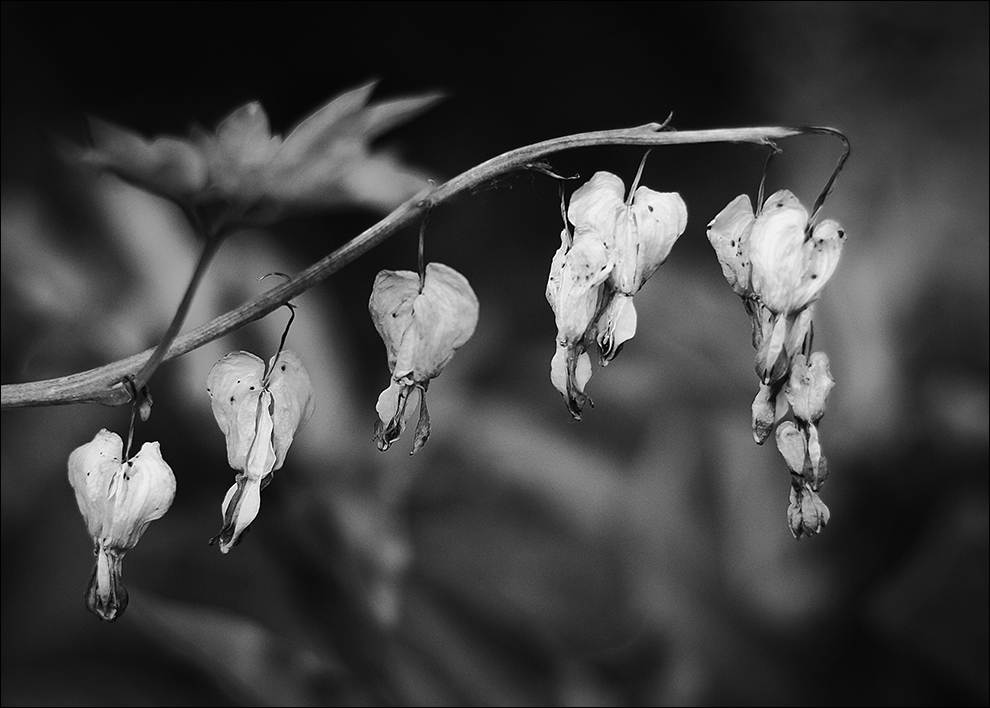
[567,171,625,237]
[707,194,755,297]
[207,351,268,471]
[67,429,122,539]
[610,187,686,294]
[87,546,127,622]
[751,382,779,445]
[105,441,176,549]
[266,351,316,469]
[546,228,570,308]
[596,292,637,365]
[550,231,611,341]
[550,343,593,419]
[805,423,828,487]
[214,476,263,554]
[374,382,423,453]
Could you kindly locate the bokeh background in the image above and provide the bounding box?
[2,1,987,705]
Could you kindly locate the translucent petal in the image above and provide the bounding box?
[105,441,176,549]
[552,234,611,341]
[67,429,122,539]
[207,351,267,471]
[597,293,637,364]
[566,171,625,237]
[775,420,807,475]
[266,350,316,470]
[707,194,755,296]
[749,190,809,313]
[624,187,687,288]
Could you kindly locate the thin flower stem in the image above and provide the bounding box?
[1,123,847,409]
[130,236,224,397]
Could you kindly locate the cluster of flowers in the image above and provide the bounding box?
[707,190,845,537]
[68,347,316,620]
[66,166,845,621]
[547,171,688,418]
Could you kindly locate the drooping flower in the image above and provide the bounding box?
[207,350,315,552]
[369,262,479,454]
[707,189,844,538]
[710,189,845,382]
[546,226,612,419]
[547,170,687,418]
[68,429,176,621]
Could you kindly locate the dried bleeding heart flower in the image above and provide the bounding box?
[547,170,687,418]
[708,189,845,538]
[708,190,844,383]
[207,350,315,552]
[68,429,176,621]
[369,262,479,454]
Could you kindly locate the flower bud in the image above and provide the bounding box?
[369,262,478,453]
[785,351,834,424]
[787,480,830,539]
[68,430,175,620]
[775,421,808,476]
[751,382,780,445]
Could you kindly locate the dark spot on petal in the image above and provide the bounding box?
[648,205,654,212]
[230,396,235,403]
[811,274,818,279]
[838,230,845,238]
[281,365,286,371]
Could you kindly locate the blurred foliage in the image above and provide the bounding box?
[2,2,987,706]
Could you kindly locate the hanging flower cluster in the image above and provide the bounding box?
[207,350,315,552]
[707,189,845,537]
[369,262,479,454]
[547,170,687,418]
[68,429,176,621]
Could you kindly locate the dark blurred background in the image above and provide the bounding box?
[2,1,987,705]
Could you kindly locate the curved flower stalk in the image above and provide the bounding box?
[369,262,479,454]
[68,429,176,620]
[707,189,844,537]
[207,350,315,552]
[547,170,687,418]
